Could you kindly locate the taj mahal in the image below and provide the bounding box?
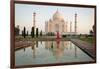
[33,10,77,35]
[45,10,67,35]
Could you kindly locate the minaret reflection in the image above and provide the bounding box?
[45,41,49,49]
[31,42,36,58]
[23,48,25,52]
[70,41,72,50]
[74,44,77,58]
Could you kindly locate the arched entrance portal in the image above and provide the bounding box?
[55,24,59,32]
[55,24,60,39]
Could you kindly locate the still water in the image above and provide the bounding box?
[15,41,94,66]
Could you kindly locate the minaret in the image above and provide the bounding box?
[33,12,36,28]
[45,21,47,33]
[70,21,72,33]
[75,13,77,35]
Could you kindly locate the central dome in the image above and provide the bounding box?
[53,10,64,21]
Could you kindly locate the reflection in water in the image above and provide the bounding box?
[70,41,72,50]
[31,42,36,58]
[51,41,53,48]
[56,39,60,48]
[15,41,94,66]
[69,41,77,58]
[23,48,25,52]
[40,40,42,44]
[36,41,38,48]
[75,44,77,58]
[45,40,68,62]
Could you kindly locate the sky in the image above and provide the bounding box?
[15,3,94,34]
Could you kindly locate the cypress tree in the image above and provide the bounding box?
[31,27,35,38]
[23,27,26,38]
[36,28,38,37]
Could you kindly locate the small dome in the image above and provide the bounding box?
[53,10,64,21]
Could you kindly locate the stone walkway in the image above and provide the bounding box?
[15,41,35,50]
[70,39,96,59]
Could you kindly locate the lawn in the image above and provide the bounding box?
[79,37,95,44]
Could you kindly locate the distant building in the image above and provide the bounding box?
[45,10,76,35]
[45,10,67,35]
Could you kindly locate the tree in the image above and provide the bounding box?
[15,25,20,36]
[89,30,93,36]
[92,24,95,35]
[40,30,42,36]
[36,28,38,37]
[23,27,26,38]
[31,27,35,38]
[46,32,55,36]
[79,34,82,38]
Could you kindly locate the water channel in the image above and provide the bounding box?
[15,40,94,66]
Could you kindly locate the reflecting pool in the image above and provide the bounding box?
[15,41,94,66]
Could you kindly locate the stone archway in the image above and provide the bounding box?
[55,24,59,32]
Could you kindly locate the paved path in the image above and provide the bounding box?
[15,41,35,50]
[70,39,96,59]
